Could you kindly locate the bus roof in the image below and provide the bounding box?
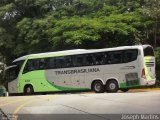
[13,49,86,62]
[13,45,152,63]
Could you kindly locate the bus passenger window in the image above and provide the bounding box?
[65,56,73,67]
[86,54,94,66]
[46,58,55,69]
[39,59,45,69]
[54,57,65,68]
[110,52,123,64]
[76,56,84,67]
[124,50,138,63]
[95,53,105,65]
[114,52,122,63]
[59,57,65,68]
[23,59,39,73]
[55,58,60,68]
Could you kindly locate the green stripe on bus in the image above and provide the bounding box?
[47,81,89,91]
[120,80,140,88]
[18,70,89,93]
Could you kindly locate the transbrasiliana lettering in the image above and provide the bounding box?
[55,68,100,75]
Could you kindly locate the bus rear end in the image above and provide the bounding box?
[141,45,156,86]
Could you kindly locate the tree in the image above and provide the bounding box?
[144,0,160,47]
[0,0,158,65]
[155,47,160,86]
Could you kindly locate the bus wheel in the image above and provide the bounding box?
[106,80,119,93]
[120,88,129,92]
[24,85,34,95]
[92,81,104,93]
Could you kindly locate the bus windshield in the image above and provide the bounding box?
[5,60,24,82]
[5,66,19,82]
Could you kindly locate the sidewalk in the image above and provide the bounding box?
[129,87,160,92]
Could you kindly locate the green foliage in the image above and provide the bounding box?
[16,16,53,55]
[155,47,160,68]
[0,0,159,66]
[144,0,160,19]
[47,17,101,48]
[155,47,160,86]
[143,0,160,47]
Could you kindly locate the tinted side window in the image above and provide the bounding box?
[124,50,138,63]
[23,59,39,73]
[143,46,154,56]
[74,55,84,67]
[39,58,46,70]
[55,57,66,68]
[85,54,95,66]
[65,56,73,67]
[46,56,74,69]
[46,57,55,69]
[109,51,123,64]
[94,53,107,65]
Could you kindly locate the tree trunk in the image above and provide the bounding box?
[154,17,157,48]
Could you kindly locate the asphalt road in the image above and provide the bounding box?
[0,90,160,120]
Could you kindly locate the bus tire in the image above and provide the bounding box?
[106,80,119,93]
[92,81,104,93]
[120,88,129,92]
[24,85,34,95]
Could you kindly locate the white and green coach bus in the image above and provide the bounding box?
[5,45,155,95]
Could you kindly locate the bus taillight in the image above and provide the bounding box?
[141,68,146,79]
[155,73,156,78]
